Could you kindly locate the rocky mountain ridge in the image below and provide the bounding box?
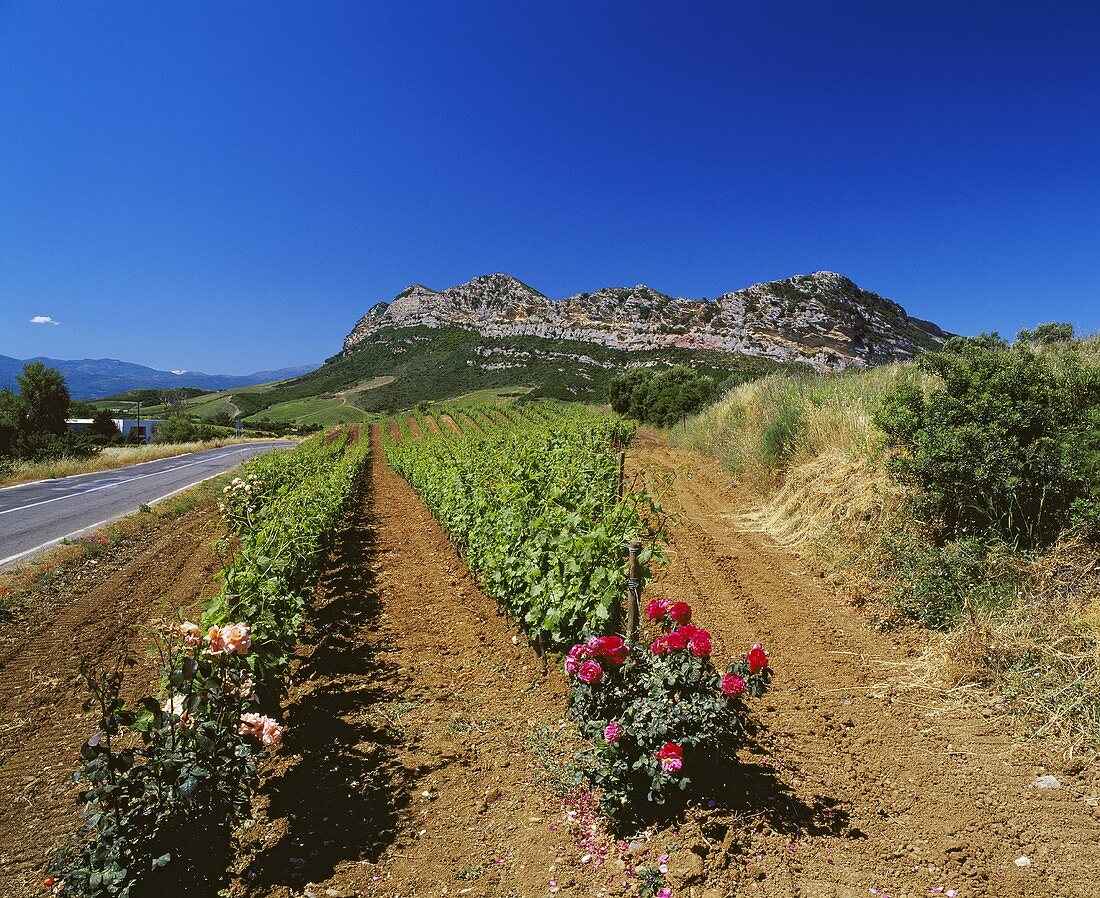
[343,272,949,371]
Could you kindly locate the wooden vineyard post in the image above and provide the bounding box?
[625,539,642,643]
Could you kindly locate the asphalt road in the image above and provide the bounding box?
[0,441,295,568]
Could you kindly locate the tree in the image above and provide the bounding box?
[89,409,122,444]
[607,366,720,427]
[1016,322,1076,346]
[17,362,70,435]
[155,389,190,416]
[0,389,21,458]
[154,415,218,444]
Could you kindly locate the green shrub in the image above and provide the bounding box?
[876,532,1023,630]
[876,335,1100,548]
[154,415,219,444]
[759,402,804,467]
[608,365,720,428]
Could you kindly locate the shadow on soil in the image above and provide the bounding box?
[610,724,851,840]
[236,470,416,892]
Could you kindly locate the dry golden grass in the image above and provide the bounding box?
[675,350,1100,750]
[675,362,931,489]
[0,438,251,488]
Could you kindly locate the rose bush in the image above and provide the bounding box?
[52,622,284,898]
[566,600,772,825]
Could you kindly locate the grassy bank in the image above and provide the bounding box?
[674,335,1100,751]
[0,438,261,488]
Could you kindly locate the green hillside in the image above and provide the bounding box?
[245,326,796,418]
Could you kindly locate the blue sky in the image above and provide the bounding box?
[2,1,1097,374]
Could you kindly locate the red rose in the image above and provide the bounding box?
[651,635,669,656]
[577,660,604,684]
[747,643,768,674]
[668,601,692,625]
[656,742,683,773]
[644,598,669,620]
[687,628,712,658]
[721,673,746,697]
[666,629,689,651]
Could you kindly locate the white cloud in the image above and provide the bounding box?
[30,315,60,325]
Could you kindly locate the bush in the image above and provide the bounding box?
[565,599,771,826]
[876,335,1100,548]
[154,415,219,444]
[608,366,720,428]
[759,402,803,467]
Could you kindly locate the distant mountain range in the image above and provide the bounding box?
[0,355,317,400]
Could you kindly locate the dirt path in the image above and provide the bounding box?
[236,424,580,897]
[628,430,1100,898]
[438,413,463,436]
[0,506,225,897]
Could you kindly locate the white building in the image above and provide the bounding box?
[66,417,164,444]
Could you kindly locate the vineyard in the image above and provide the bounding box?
[384,403,662,647]
[1,404,1096,898]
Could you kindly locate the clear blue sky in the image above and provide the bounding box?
[2,1,1097,374]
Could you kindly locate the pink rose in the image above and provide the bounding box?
[651,635,669,656]
[747,643,768,674]
[656,742,683,773]
[223,622,251,656]
[603,722,622,743]
[260,718,284,747]
[564,644,589,676]
[239,712,284,747]
[577,660,604,684]
[587,635,628,666]
[206,625,227,655]
[668,601,692,625]
[179,622,202,647]
[721,673,746,697]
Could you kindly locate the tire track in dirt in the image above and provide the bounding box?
[0,507,225,897]
[629,431,1100,898]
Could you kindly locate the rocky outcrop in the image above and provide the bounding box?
[343,272,948,371]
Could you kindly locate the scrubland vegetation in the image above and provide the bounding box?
[675,329,1100,748]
